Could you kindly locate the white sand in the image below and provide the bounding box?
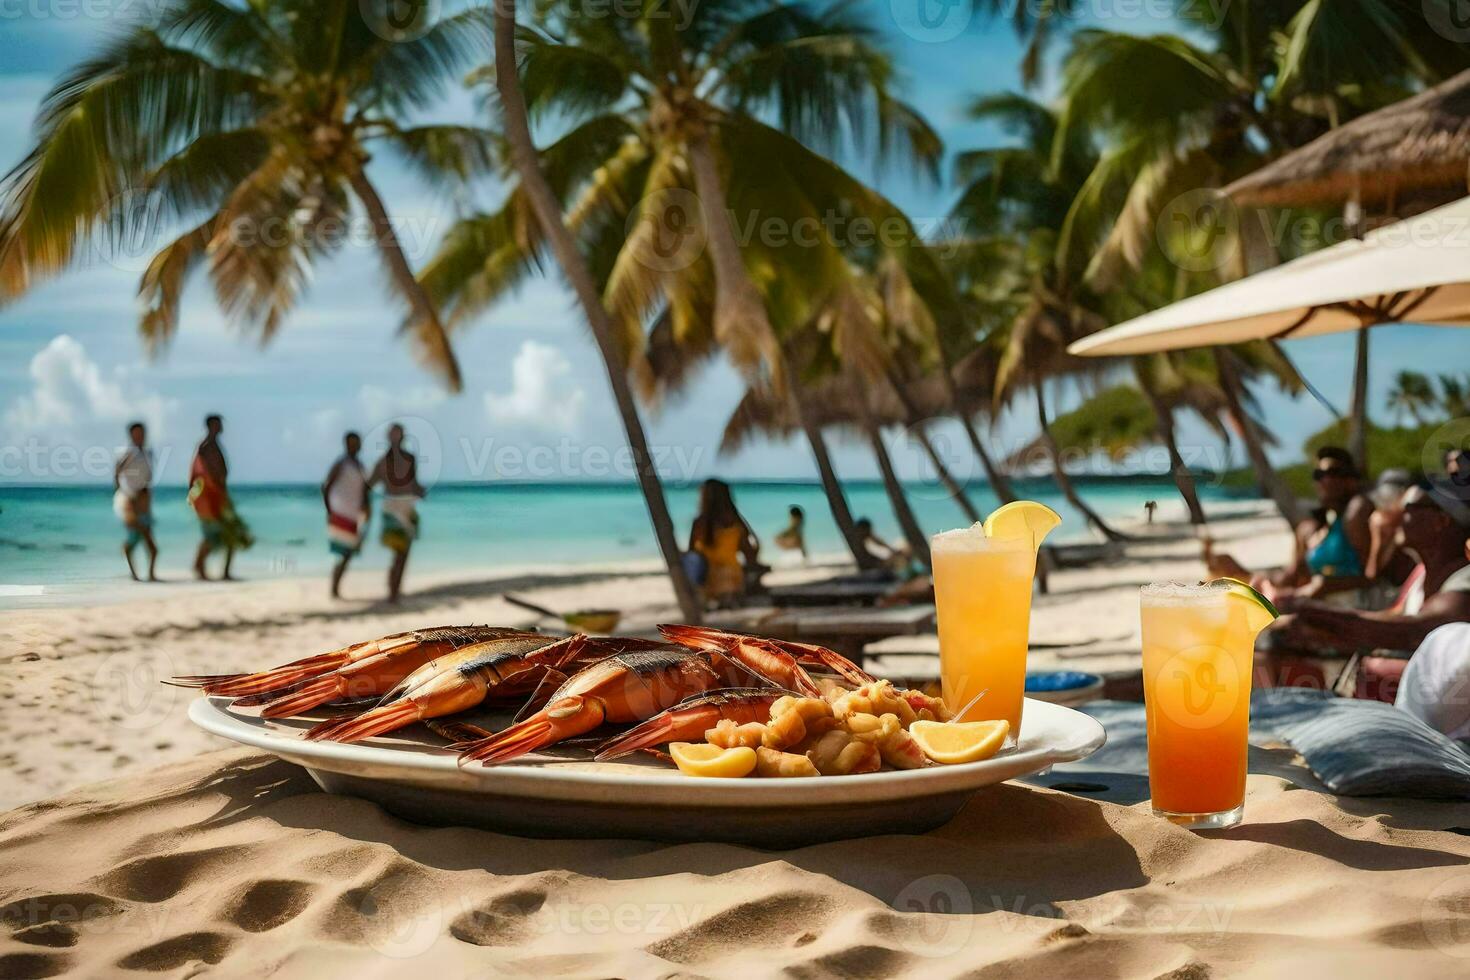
[0,508,1290,809]
[1,747,1466,976]
[8,506,1470,975]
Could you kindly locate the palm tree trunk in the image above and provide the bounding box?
[1214,348,1304,528]
[1034,383,1128,542]
[1348,326,1370,472]
[934,356,1018,505]
[492,0,702,622]
[860,414,932,569]
[911,426,983,524]
[685,122,878,572]
[344,162,463,393]
[882,368,982,524]
[1140,382,1207,526]
[959,413,1017,504]
[796,403,884,571]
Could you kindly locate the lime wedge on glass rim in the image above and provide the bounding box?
[1213,577,1280,634]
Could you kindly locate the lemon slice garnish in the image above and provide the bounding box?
[983,501,1062,553]
[908,720,1010,765]
[670,742,757,778]
[1214,577,1280,635]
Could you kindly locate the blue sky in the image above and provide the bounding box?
[1,1,1462,487]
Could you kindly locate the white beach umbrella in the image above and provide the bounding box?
[1068,195,1470,469]
[1068,194,1470,358]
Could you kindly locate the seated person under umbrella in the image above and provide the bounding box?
[1206,446,1379,605]
[1262,485,1470,663]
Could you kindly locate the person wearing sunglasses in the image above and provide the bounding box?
[1205,446,1381,608]
[1270,447,1377,601]
[1268,485,1470,691]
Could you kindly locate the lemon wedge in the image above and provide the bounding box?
[1215,577,1280,635]
[908,720,1009,765]
[982,501,1062,553]
[670,742,757,778]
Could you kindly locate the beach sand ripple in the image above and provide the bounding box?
[1,746,1468,977]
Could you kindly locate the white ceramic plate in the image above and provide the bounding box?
[190,696,1105,846]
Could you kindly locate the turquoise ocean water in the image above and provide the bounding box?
[1,478,1247,599]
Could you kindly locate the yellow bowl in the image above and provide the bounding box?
[563,610,621,634]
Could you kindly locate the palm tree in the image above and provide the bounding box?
[441,0,938,571]
[1439,374,1470,419]
[1131,357,1234,527]
[490,0,703,619]
[1212,345,1305,526]
[949,93,1130,541]
[812,267,939,565]
[1053,4,1464,474]
[720,368,932,569]
[1012,379,1227,527]
[0,0,495,389]
[1385,370,1437,426]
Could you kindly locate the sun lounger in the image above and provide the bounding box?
[1042,540,1124,569]
[766,578,895,607]
[705,603,936,662]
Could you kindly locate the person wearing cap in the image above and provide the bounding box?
[1268,484,1470,655]
[1364,468,1422,588]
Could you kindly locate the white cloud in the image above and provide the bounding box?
[358,382,448,423]
[484,340,585,433]
[283,406,346,449]
[4,335,174,438]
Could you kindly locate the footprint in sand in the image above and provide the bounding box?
[216,879,315,933]
[0,951,72,978]
[645,891,836,965]
[94,846,246,904]
[115,931,235,971]
[450,888,548,947]
[10,921,79,949]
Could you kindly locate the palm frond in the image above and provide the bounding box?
[139,213,218,351]
[361,6,494,114]
[384,125,502,183]
[0,31,263,299]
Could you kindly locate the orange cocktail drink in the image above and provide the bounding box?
[1140,581,1266,829]
[931,530,1037,739]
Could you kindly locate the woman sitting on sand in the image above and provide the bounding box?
[689,479,760,609]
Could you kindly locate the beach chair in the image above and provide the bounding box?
[1255,564,1428,701]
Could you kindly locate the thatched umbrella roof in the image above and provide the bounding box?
[720,347,1005,454]
[720,376,909,454]
[1225,69,1470,212]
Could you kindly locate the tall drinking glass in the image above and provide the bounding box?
[1140,581,1253,830]
[931,530,1036,742]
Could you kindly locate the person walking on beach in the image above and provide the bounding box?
[114,421,158,582]
[369,423,425,603]
[189,414,252,580]
[322,431,370,599]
